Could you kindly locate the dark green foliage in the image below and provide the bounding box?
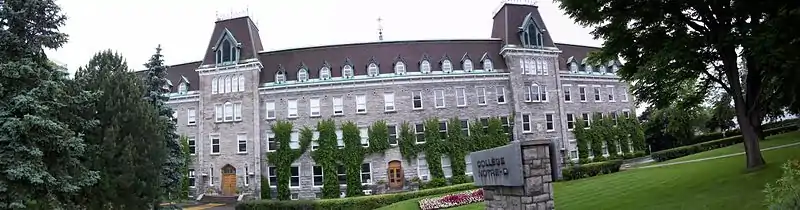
[561,160,624,181]
[486,118,509,148]
[265,121,311,200]
[421,178,448,190]
[235,183,478,210]
[260,176,272,199]
[0,0,100,208]
[73,50,168,209]
[449,175,469,185]
[340,121,365,197]
[446,118,468,178]
[573,118,590,160]
[312,119,340,199]
[651,125,799,162]
[706,93,737,132]
[468,120,487,151]
[423,118,445,180]
[398,122,418,162]
[367,120,390,153]
[572,114,646,163]
[180,135,191,200]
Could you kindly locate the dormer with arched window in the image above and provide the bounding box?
[420,54,432,74]
[518,12,545,48]
[297,63,309,82]
[342,58,354,79]
[367,56,380,77]
[320,61,332,80]
[461,53,473,72]
[566,56,579,73]
[480,52,494,71]
[213,29,241,66]
[275,64,286,84]
[178,75,190,94]
[440,54,453,73]
[581,58,593,73]
[394,54,406,75]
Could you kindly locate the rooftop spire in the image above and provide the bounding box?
[377,17,384,41]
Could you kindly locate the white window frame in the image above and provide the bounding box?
[414,123,425,144]
[210,134,220,155]
[361,163,372,184]
[417,156,430,181]
[234,102,242,121]
[566,113,575,131]
[265,101,276,119]
[582,113,591,128]
[320,67,331,80]
[309,98,321,117]
[441,155,452,178]
[267,133,276,152]
[287,99,298,118]
[224,102,234,122]
[209,164,215,186]
[356,95,367,114]
[388,125,398,146]
[496,86,506,104]
[384,92,395,112]
[476,87,487,105]
[395,62,406,75]
[420,60,431,74]
[215,104,223,122]
[211,77,218,94]
[367,63,379,77]
[290,132,300,149]
[433,89,445,108]
[545,113,555,132]
[225,75,232,93]
[188,136,196,155]
[622,88,629,102]
[465,155,473,175]
[442,60,453,73]
[360,127,369,147]
[267,166,277,187]
[540,85,548,102]
[187,108,196,125]
[290,165,300,188]
[607,85,616,102]
[333,96,344,116]
[528,84,541,102]
[342,65,354,78]
[336,130,344,148]
[298,69,308,82]
[275,72,285,84]
[483,59,493,71]
[563,84,572,102]
[188,169,196,188]
[311,131,320,151]
[623,109,632,118]
[578,85,588,102]
[178,82,187,94]
[463,59,473,72]
[313,165,324,186]
[231,75,239,92]
[238,74,245,91]
[244,164,250,186]
[593,85,603,102]
[237,133,247,153]
[412,91,423,110]
[521,114,532,133]
[455,87,467,107]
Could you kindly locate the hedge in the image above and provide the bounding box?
[651,125,799,162]
[561,160,624,181]
[236,183,479,210]
[681,118,800,147]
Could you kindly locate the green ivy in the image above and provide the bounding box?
[311,119,339,199]
[573,117,590,160]
[398,122,418,162]
[445,117,468,178]
[423,118,446,180]
[572,114,647,163]
[265,121,311,200]
[368,120,391,153]
[260,176,271,199]
[341,121,365,197]
[179,135,190,200]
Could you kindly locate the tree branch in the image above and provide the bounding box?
[701,65,732,93]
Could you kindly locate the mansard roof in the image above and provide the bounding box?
[491,4,556,48]
[200,17,263,66]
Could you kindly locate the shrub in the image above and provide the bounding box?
[763,159,800,209]
[651,125,799,162]
[623,151,647,160]
[678,118,799,148]
[450,175,469,185]
[561,160,624,181]
[235,183,478,210]
[421,178,448,190]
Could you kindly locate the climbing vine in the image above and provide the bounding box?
[423,118,446,181]
[367,120,390,153]
[179,135,190,200]
[572,114,647,163]
[311,119,339,199]
[573,117,590,160]
[398,122,417,162]
[445,117,469,184]
[265,120,311,200]
[341,121,366,197]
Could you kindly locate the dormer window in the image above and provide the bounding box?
[367,63,379,77]
[612,65,619,73]
[275,71,286,84]
[592,65,600,73]
[570,63,579,72]
[463,59,473,72]
[298,68,308,82]
[420,60,431,74]
[178,82,187,94]
[585,65,593,73]
[320,67,331,80]
[214,30,240,66]
[394,61,406,75]
[519,13,545,48]
[599,66,607,73]
[442,60,453,73]
[342,65,354,78]
[483,59,493,71]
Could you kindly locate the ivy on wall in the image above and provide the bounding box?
[341,121,365,197]
[311,119,339,199]
[367,120,390,153]
[423,118,446,182]
[572,114,647,163]
[265,121,311,200]
[398,122,417,162]
[179,135,191,200]
[445,117,469,184]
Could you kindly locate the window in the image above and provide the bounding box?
[290,132,300,149]
[361,163,372,184]
[287,99,298,118]
[586,65,593,73]
[275,72,285,83]
[236,134,247,153]
[594,87,602,102]
[540,85,548,102]
[310,98,321,117]
[622,89,629,102]
[178,83,187,94]
[417,157,429,181]
[290,166,300,187]
[415,123,425,143]
[545,114,554,131]
[320,67,331,80]
[608,86,615,101]
[244,165,250,186]
[566,114,575,130]
[582,113,591,127]
[367,63,379,76]
[265,102,276,119]
[438,121,448,139]
[238,74,245,91]
[395,62,406,75]
[623,111,631,118]
[465,155,473,175]
[388,125,398,145]
[268,167,277,187]
[187,108,196,125]
[480,118,489,133]
[563,85,572,102]
[441,156,452,178]
[483,59,493,71]
[313,166,323,186]
[234,103,242,121]
[496,86,506,104]
[337,165,347,185]
[333,96,344,115]
[442,60,453,73]
[298,68,308,82]
[599,66,607,73]
[188,169,195,187]
[522,114,532,132]
[570,63,579,72]
[209,165,214,186]
[342,65,354,78]
[463,60,473,72]
[210,135,220,154]
[360,127,369,147]
[356,95,367,113]
[602,142,609,156]
[433,89,445,108]
[172,112,178,123]
[460,119,470,137]
[612,112,619,125]
[476,87,487,105]
[291,193,299,200]
[420,60,431,74]
[188,136,196,155]
[225,76,232,93]
[267,134,276,152]
[215,104,223,122]
[212,77,218,94]
[527,84,540,102]
[224,102,233,121]
[455,87,467,107]
[311,131,320,150]
[216,38,237,64]
[384,92,395,112]
[231,75,239,92]
[412,91,423,109]
[521,58,534,75]
[579,86,587,102]
[336,130,344,148]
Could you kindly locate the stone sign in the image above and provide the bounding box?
[469,141,524,187]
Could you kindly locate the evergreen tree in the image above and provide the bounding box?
[73,50,168,209]
[142,45,183,200]
[0,0,100,208]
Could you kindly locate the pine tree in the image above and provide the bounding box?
[142,45,183,201]
[72,50,168,209]
[0,0,99,208]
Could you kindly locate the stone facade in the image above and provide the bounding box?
[483,140,555,210]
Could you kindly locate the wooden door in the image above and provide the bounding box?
[387,161,403,189]
[221,165,237,196]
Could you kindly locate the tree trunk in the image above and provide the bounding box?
[735,107,766,170]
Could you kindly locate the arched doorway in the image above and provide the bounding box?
[387,160,403,189]
[221,164,237,195]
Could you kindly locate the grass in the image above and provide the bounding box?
[640,131,800,166]
[374,191,466,210]
[382,131,800,210]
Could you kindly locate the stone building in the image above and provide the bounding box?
[160,1,635,200]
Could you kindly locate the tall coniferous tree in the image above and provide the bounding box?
[0,0,100,208]
[143,45,183,200]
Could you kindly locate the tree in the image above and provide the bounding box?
[557,0,800,169]
[71,50,168,209]
[142,45,183,200]
[0,0,100,208]
[706,92,737,133]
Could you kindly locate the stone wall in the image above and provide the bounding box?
[483,140,555,210]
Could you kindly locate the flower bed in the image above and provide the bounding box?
[418,188,484,210]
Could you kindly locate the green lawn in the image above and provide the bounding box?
[383,131,800,210]
[642,131,800,166]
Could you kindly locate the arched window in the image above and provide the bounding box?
[483,59,493,71]
[211,77,218,94]
[442,60,453,73]
[367,63,379,76]
[591,65,599,73]
[178,83,187,94]
[216,36,238,65]
[395,61,406,75]
[275,71,286,83]
[342,65,354,78]
[224,75,232,93]
[238,74,245,91]
[231,74,239,92]
[570,63,579,72]
[463,59,473,72]
[612,65,619,73]
[584,65,593,73]
[298,68,308,82]
[520,13,545,48]
[599,66,607,73]
[320,67,331,80]
[420,60,431,74]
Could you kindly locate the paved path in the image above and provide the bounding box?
[182,203,229,210]
[636,141,800,169]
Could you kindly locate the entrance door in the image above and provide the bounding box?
[221,165,237,196]
[387,161,403,189]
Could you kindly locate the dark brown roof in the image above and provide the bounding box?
[491,4,556,48]
[257,39,507,83]
[554,43,600,68]
[200,17,263,65]
[133,61,201,92]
